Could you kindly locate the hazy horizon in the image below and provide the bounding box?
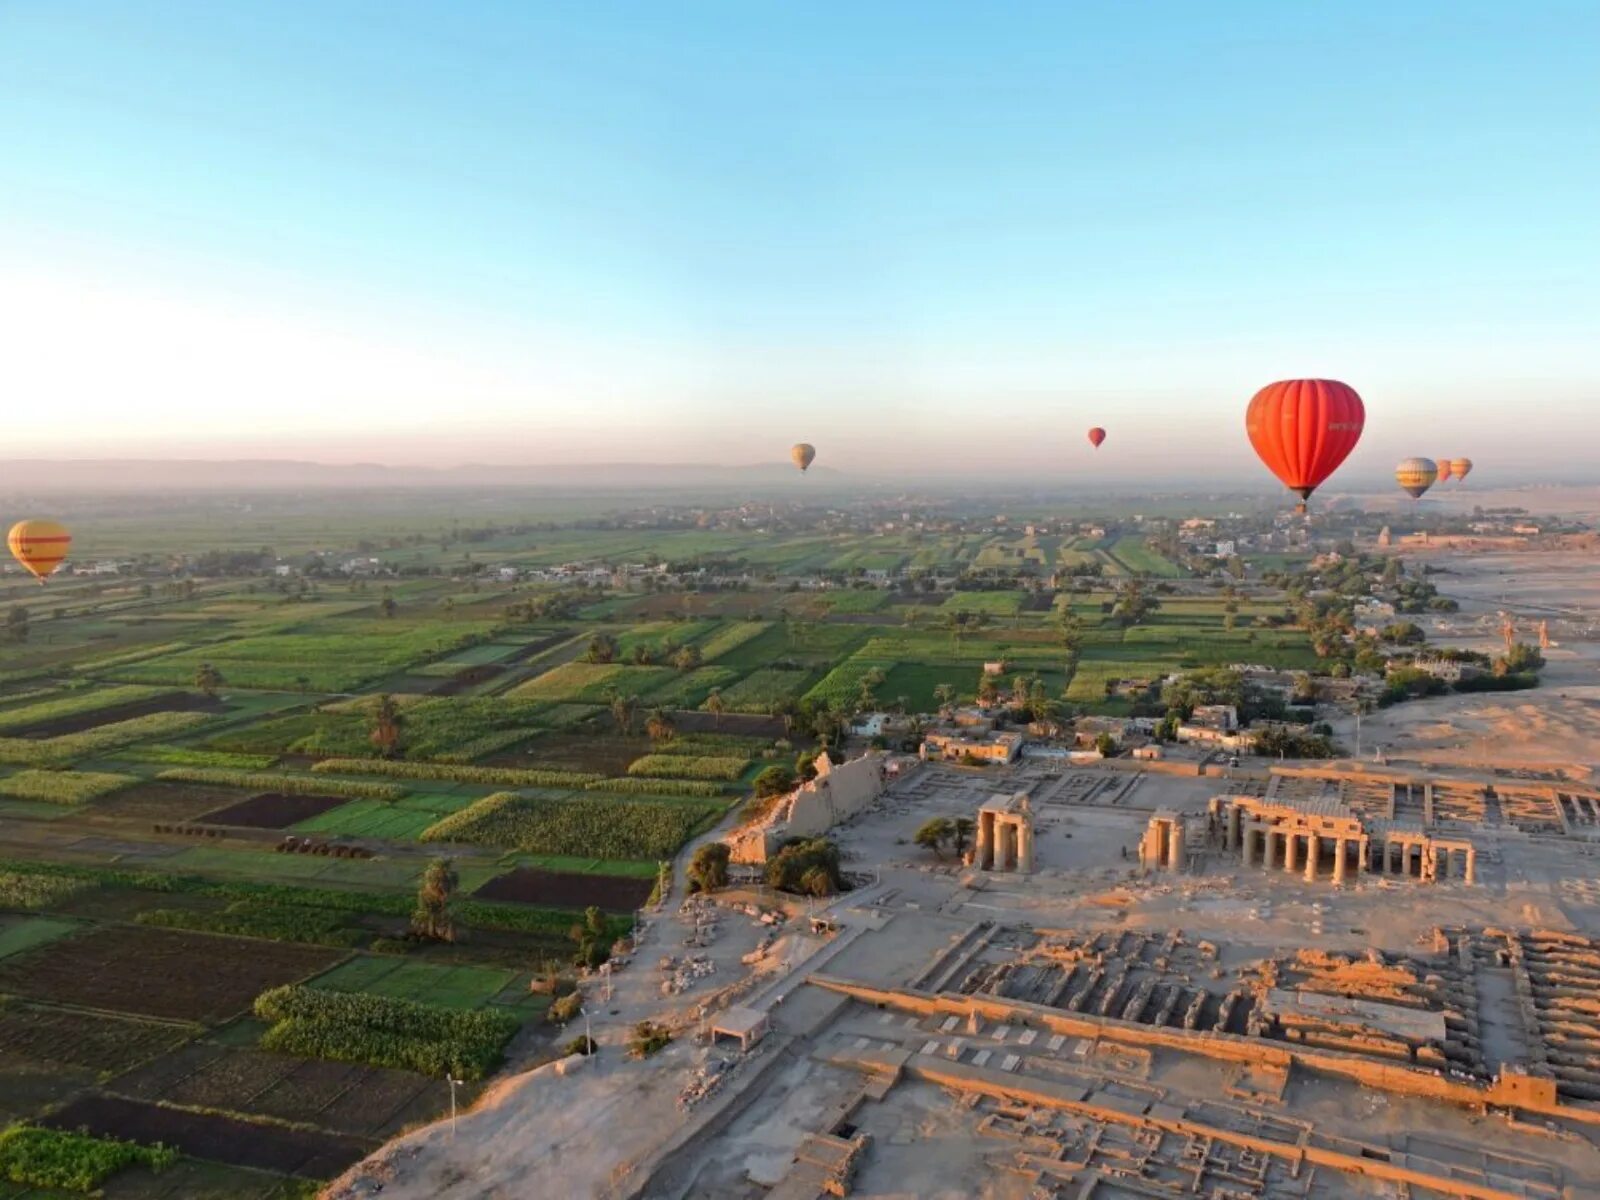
[2,2,1596,479]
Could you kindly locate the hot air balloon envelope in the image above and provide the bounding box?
[790,443,816,473]
[1087,427,1106,449]
[1451,457,1472,481]
[1436,459,1453,482]
[8,520,72,582]
[1396,458,1439,499]
[1245,379,1365,510]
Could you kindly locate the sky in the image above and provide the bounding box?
[1,2,1597,482]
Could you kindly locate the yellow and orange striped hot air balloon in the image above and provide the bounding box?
[8,520,72,582]
[1395,458,1439,500]
[790,443,816,473]
[1451,457,1473,481]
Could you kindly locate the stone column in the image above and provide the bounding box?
[1264,829,1279,871]
[1304,833,1319,882]
[1168,820,1184,872]
[1333,839,1348,886]
[1018,820,1034,873]
[1227,805,1241,849]
[1464,847,1476,885]
[977,812,993,870]
[998,821,1016,871]
[1284,831,1300,873]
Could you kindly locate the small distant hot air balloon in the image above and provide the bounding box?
[790,443,816,473]
[1245,379,1365,512]
[1436,459,1453,482]
[1395,458,1439,499]
[1087,427,1106,449]
[1451,457,1473,481]
[8,520,72,583]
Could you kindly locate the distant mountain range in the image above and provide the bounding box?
[0,459,843,492]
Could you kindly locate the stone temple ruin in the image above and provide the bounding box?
[1206,791,1477,885]
[625,758,1600,1200]
[724,751,888,865]
[971,790,1034,873]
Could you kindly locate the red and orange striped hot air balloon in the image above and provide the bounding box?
[1087,427,1106,449]
[1437,458,1453,482]
[8,520,72,582]
[1245,379,1365,512]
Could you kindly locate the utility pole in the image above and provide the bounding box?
[447,1075,464,1139]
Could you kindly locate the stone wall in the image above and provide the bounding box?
[725,752,888,864]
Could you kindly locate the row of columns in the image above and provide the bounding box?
[1242,823,1362,885]
[1236,821,1476,885]
[1140,816,1185,872]
[975,809,1034,873]
[1370,837,1476,884]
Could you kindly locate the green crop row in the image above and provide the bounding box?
[719,667,812,713]
[0,685,167,733]
[137,899,368,947]
[255,983,520,1078]
[0,1125,178,1193]
[0,711,213,767]
[433,727,543,763]
[587,778,727,798]
[696,620,771,661]
[72,641,203,673]
[0,770,140,805]
[119,744,280,770]
[310,758,600,788]
[649,732,773,755]
[626,754,748,781]
[422,792,717,860]
[155,767,406,800]
[0,868,95,909]
[0,857,608,928]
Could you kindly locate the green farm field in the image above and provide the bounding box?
[0,491,1322,1190]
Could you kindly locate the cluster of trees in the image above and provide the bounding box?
[914,816,974,860]
[503,592,579,622]
[569,905,613,969]
[1111,578,1160,627]
[1254,725,1335,758]
[765,837,845,896]
[687,842,731,893]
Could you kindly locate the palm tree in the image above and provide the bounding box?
[1054,609,1084,655]
[370,693,405,758]
[606,689,640,736]
[645,707,676,743]
[703,688,726,729]
[193,662,223,698]
[411,858,458,943]
[933,683,956,717]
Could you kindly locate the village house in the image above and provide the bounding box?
[921,728,1024,765]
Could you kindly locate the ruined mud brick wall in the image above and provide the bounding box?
[725,751,887,864]
[810,975,1575,1122]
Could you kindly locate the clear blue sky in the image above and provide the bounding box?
[1,2,1596,481]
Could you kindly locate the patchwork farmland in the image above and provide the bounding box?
[0,498,1315,1191]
